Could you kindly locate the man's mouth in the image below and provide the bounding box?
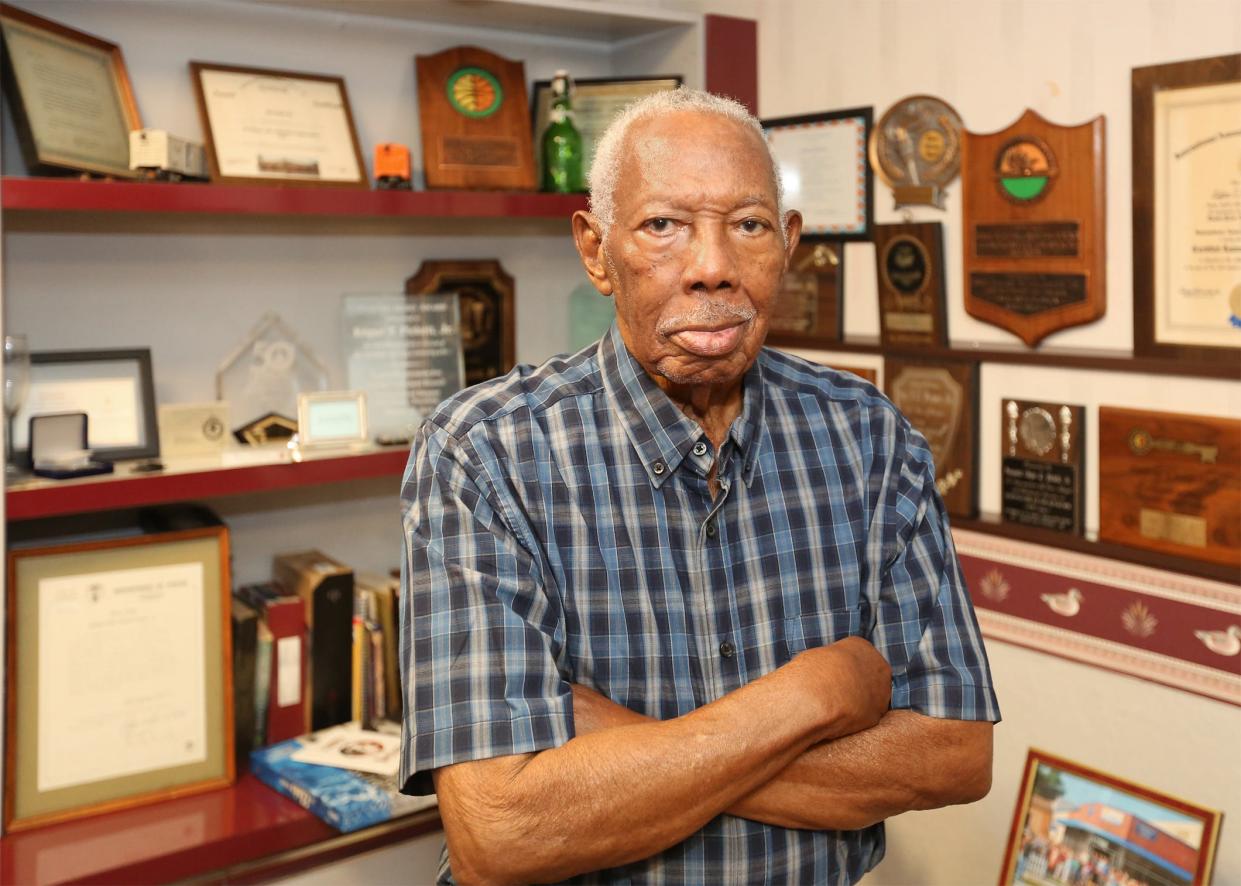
[667,321,747,356]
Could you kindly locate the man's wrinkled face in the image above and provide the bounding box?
[598,112,798,389]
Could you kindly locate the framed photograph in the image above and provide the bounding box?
[189,60,367,188]
[297,390,368,448]
[4,519,234,831]
[1000,748,1223,886]
[762,106,874,240]
[1133,53,1241,364]
[0,3,142,178]
[530,75,681,183]
[10,348,158,463]
[765,241,845,348]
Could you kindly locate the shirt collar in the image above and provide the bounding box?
[598,322,766,488]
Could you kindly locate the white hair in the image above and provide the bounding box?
[587,87,787,241]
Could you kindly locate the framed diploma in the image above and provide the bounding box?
[4,511,234,831]
[189,61,367,188]
[0,3,142,178]
[763,107,874,240]
[1133,53,1241,364]
[11,349,159,464]
[530,75,681,184]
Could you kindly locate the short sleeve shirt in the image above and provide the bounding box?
[399,322,1000,885]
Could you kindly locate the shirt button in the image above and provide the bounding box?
[652,460,666,475]
[705,520,717,538]
[719,640,736,658]
[692,441,708,457]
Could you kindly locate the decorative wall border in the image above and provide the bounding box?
[952,529,1241,706]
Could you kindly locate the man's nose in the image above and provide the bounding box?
[683,221,738,294]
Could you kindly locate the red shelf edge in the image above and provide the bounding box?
[0,175,587,219]
[5,449,410,520]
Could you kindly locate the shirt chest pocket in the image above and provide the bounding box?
[783,605,865,659]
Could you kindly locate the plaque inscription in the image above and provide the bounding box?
[970,274,1087,316]
[974,222,1080,258]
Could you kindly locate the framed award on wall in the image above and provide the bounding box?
[1132,53,1241,365]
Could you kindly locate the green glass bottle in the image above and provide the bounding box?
[541,70,584,193]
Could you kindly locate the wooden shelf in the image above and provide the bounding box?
[953,513,1239,585]
[5,447,410,521]
[0,773,441,886]
[800,336,1241,381]
[0,176,587,220]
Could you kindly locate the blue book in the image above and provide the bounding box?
[250,730,433,833]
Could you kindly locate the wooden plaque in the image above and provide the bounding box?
[884,357,978,518]
[1098,407,1240,569]
[961,109,1106,347]
[873,222,948,347]
[405,259,515,386]
[766,242,844,347]
[415,46,536,191]
[1000,399,1085,534]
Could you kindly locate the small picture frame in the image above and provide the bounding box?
[762,106,874,240]
[1000,748,1223,886]
[0,3,142,178]
[11,348,159,464]
[529,75,682,183]
[189,60,368,188]
[297,390,368,448]
[4,518,234,831]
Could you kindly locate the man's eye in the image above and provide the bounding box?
[645,217,675,233]
[739,218,768,234]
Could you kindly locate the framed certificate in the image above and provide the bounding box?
[189,61,367,188]
[762,107,873,240]
[11,349,159,463]
[4,515,234,831]
[0,3,142,178]
[1133,53,1241,364]
[530,75,681,183]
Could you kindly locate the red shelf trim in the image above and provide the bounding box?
[1,176,587,219]
[6,449,410,520]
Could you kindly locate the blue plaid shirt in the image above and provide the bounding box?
[400,322,1000,885]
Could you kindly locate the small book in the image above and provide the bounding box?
[230,598,259,764]
[250,726,435,833]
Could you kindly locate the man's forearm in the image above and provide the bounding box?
[572,685,994,832]
[436,640,890,885]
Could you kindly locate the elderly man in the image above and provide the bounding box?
[400,88,1000,885]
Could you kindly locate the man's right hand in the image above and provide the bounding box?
[790,637,891,739]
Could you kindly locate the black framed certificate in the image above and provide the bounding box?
[1133,53,1241,364]
[762,107,874,241]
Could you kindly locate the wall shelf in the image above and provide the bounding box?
[5,447,410,521]
[0,773,440,886]
[0,176,588,220]
[804,336,1241,382]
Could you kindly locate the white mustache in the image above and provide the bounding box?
[656,301,756,335]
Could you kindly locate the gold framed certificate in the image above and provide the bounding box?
[0,3,142,178]
[4,516,234,831]
[762,107,874,241]
[189,61,367,188]
[1133,53,1241,364]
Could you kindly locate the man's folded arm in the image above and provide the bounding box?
[430,637,891,886]
[571,683,993,832]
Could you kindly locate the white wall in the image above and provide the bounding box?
[743,1,1241,882]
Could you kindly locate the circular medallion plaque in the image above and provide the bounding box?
[869,95,964,206]
[881,235,930,297]
[1018,406,1057,456]
[994,135,1058,202]
[446,67,503,118]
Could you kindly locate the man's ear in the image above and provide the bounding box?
[782,210,804,268]
[572,210,614,297]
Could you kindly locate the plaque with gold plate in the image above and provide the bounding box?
[884,358,978,518]
[405,260,515,386]
[873,222,948,347]
[415,46,536,190]
[869,95,963,210]
[1098,407,1240,569]
[766,242,843,347]
[1001,399,1084,534]
[961,110,1106,347]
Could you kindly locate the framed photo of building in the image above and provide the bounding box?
[1000,749,1222,886]
[4,516,234,831]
